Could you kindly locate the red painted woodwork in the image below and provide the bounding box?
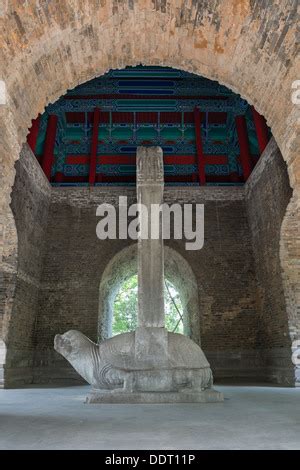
[54,172,64,183]
[65,110,227,125]
[136,112,158,123]
[252,107,269,155]
[41,115,58,181]
[66,154,228,165]
[89,107,100,185]
[27,115,40,153]
[66,112,109,124]
[235,115,252,182]
[112,112,134,124]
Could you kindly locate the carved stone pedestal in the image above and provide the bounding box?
[86,388,224,404]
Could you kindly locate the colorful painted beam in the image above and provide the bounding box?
[54,173,243,184]
[66,154,228,165]
[65,111,228,125]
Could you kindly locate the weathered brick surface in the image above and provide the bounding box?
[3,145,51,386]
[0,207,17,386]
[32,184,259,383]
[245,138,297,384]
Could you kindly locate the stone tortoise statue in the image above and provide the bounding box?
[54,329,213,393]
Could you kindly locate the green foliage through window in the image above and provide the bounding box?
[112,274,184,336]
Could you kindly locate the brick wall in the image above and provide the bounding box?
[0,206,17,387]
[245,138,295,384]
[4,145,51,386]
[31,183,262,383]
[0,4,299,385]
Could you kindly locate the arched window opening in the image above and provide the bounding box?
[112,274,184,336]
[98,245,202,345]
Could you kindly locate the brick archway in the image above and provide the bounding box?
[0,1,299,385]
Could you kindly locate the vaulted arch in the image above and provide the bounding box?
[0,1,298,387]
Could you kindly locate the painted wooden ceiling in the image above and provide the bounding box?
[27,66,271,186]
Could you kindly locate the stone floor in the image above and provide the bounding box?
[0,385,299,450]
